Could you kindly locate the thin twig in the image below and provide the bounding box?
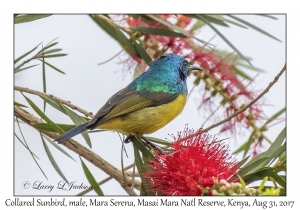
[14,105,138,195]
[202,64,286,133]
[14,86,93,117]
[15,55,36,71]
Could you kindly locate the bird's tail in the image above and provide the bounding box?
[55,122,89,143]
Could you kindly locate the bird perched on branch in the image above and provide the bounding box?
[55,53,202,150]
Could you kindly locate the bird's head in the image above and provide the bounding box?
[152,53,202,81]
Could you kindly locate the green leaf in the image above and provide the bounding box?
[263,108,286,126]
[90,15,137,56]
[243,166,286,188]
[38,59,65,74]
[14,14,52,24]
[37,53,68,58]
[228,15,281,42]
[121,143,127,187]
[41,134,68,183]
[36,42,58,55]
[42,134,76,161]
[34,123,75,132]
[42,48,63,55]
[42,49,47,112]
[237,175,246,189]
[147,15,208,45]
[14,101,28,108]
[256,14,278,20]
[197,15,229,27]
[236,62,266,73]
[131,39,152,65]
[14,42,42,64]
[22,93,64,133]
[87,129,106,133]
[146,136,171,147]
[233,135,253,158]
[239,128,286,176]
[238,156,250,167]
[133,145,148,195]
[131,136,154,159]
[15,118,47,179]
[238,156,269,176]
[80,157,104,195]
[131,157,136,196]
[197,15,252,66]
[233,67,252,80]
[15,64,39,73]
[14,133,39,159]
[130,27,186,37]
[61,104,92,148]
[206,15,248,28]
[37,94,66,114]
[191,20,206,30]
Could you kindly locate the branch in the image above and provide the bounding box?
[202,64,286,133]
[14,86,94,117]
[14,105,140,195]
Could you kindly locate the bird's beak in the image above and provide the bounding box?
[188,65,202,73]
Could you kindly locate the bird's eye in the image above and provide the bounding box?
[159,55,166,60]
[183,60,189,66]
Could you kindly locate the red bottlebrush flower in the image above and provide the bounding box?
[143,128,238,196]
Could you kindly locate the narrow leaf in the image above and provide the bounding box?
[37,94,66,114]
[14,42,42,64]
[15,118,47,179]
[198,15,229,27]
[238,155,250,167]
[41,134,68,183]
[131,157,136,195]
[36,42,59,55]
[147,15,208,45]
[130,27,186,37]
[133,144,148,195]
[146,136,171,147]
[14,14,52,24]
[236,62,266,72]
[238,157,269,176]
[14,101,28,108]
[263,108,286,126]
[80,157,104,195]
[90,15,137,56]
[131,136,154,159]
[38,59,65,74]
[22,93,64,133]
[42,134,76,161]
[132,39,152,65]
[34,123,75,132]
[256,14,278,20]
[228,15,281,42]
[191,20,206,30]
[61,104,92,148]
[42,48,62,55]
[14,133,39,159]
[206,15,248,28]
[37,53,68,58]
[197,15,252,66]
[15,64,39,73]
[87,129,106,133]
[42,49,47,112]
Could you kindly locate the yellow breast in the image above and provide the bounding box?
[99,94,187,136]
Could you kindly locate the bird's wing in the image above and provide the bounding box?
[87,87,179,129]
